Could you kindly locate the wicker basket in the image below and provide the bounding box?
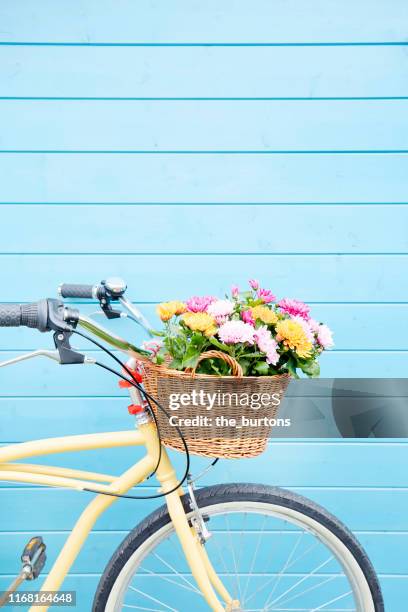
[137,351,291,459]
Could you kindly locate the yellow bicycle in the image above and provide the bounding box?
[0,280,383,611]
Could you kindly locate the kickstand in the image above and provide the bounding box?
[0,571,29,608]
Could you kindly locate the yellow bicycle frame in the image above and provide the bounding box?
[0,421,238,612]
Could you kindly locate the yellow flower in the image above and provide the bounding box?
[156,300,186,321]
[251,305,278,325]
[182,312,216,336]
[204,325,218,338]
[276,320,312,359]
[172,301,187,315]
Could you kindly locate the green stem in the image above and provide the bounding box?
[79,318,150,357]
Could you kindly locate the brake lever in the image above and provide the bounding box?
[53,330,87,365]
[0,350,61,368]
[0,348,96,368]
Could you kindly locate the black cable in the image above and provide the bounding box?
[72,327,164,476]
[89,362,191,499]
[73,329,164,468]
[71,328,191,500]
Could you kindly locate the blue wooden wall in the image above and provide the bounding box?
[0,1,407,609]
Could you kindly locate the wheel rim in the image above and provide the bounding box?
[105,501,376,612]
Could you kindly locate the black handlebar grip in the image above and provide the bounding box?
[59,283,95,299]
[21,300,49,332]
[0,304,22,327]
[0,300,49,331]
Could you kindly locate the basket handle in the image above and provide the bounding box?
[187,350,243,378]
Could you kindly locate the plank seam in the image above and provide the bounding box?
[1,42,407,47]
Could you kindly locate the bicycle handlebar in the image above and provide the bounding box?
[0,300,79,334]
[58,278,127,301]
[0,298,149,372]
[59,283,98,299]
[0,301,49,331]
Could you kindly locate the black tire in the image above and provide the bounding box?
[93,483,384,612]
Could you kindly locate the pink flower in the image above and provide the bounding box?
[308,318,320,333]
[207,299,234,324]
[253,325,279,365]
[249,279,260,291]
[231,284,239,298]
[316,324,334,349]
[141,339,163,356]
[186,295,216,313]
[218,320,255,345]
[257,288,276,304]
[242,309,255,326]
[278,298,310,320]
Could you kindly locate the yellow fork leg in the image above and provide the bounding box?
[195,533,238,606]
[142,422,234,612]
[162,488,228,611]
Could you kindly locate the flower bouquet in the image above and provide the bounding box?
[136,281,333,459]
[151,279,333,378]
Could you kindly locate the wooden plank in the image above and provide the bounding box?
[0,531,405,575]
[1,204,408,253]
[0,153,406,203]
[0,439,407,487]
[0,487,405,531]
[1,45,407,98]
[0,1,407,43]
[0,99,389,149]
[0,255,406,302]
[1,100,408,151]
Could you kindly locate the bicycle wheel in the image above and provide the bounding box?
[93,483,383,612]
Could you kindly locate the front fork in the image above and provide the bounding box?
[140,416,239,611]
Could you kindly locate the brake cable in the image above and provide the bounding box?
[71,328,192,500]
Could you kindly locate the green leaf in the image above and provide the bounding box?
[254,361,270,375]
[181,333,208,369]
[196,357,230,376]
[169,358,183,370]
[238,358,250,375]
[299,359,320,378]
[196,358,216,375]
[286,356,299,378]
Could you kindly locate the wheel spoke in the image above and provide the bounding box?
[123,605,163,611]
[128,586,178,612]
[225,512,242,601]
[212,531,234,583]
[246,531,305,606]
[150,551,201,594]
[234,511,248,599]
[310,590,353,611]
[265,555,335,608]
[241,514,268,603]
[139,565,202,596]
[267,574,338,609]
